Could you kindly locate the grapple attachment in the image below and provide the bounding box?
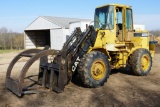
[6,26,97,97]
[5,46,54,96]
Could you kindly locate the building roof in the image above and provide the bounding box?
[41,16,92,29]
[25,16,92,30]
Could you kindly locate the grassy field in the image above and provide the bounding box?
[0,50,20,54]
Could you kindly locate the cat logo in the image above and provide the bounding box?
[72,56,80,72]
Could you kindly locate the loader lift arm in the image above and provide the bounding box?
[5,26,97,97]
[39,26,97,93]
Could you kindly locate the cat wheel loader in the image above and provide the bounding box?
[5,4,157,97]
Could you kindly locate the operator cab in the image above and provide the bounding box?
[94,4,134,42]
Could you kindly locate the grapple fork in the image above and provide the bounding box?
[5,46,54,96]
[6,26,97,97]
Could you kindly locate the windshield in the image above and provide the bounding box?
[94,6,114,30]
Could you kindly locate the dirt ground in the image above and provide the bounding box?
[0,46,160,107]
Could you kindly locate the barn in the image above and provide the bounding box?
[24,16,92,50]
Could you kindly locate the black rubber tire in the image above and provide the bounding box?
[129,49,152,76]
[77,51,110,88]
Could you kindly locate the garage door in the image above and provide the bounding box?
[25,30,50,49]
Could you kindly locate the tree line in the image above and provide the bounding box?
[150,30,160,37]
[0,27,24,50]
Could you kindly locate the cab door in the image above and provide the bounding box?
[115,7,124,42]
[125,8,134,41]
[116,7,134,42]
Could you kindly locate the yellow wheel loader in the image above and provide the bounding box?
[5,4,157,97]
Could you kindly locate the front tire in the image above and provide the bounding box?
[77,51,110,88]
[129,49,152,76]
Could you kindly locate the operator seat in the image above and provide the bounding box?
[116,23,123,42]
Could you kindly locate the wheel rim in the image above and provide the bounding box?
[91,60,106,80]
[141,54,150,71]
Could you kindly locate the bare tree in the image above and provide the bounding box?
[0,27,24,50]
[13,33,24,50]
[0,27,8,50]
[150,30,160,37]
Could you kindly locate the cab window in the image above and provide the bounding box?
[94,6,114,29]
[106,6,114,29]
[126,9,133,30]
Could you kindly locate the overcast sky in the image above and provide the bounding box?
[0,0,160,32]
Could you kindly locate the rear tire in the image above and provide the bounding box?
[77,51,110,88]
[129,49,152,76]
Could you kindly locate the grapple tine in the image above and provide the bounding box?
[5,77,21,96]
[49,69,54,90]
[40,63,65,93]
[42,68,47,87]
[6,49,42,78]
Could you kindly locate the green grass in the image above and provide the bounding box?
[0,50,19,54]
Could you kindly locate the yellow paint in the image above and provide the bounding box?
[96,4,131,9]
[131,37,149,50]
[141,55,150,71]
[93,30,116,49]
[91,60,106,80]
[115,52,128,68]
[149,43,156,57]
[88,4,155,69]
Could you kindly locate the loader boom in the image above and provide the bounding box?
[38,26,97,93]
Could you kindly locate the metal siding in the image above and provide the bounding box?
[25,32,36,49]
[69,21,92,35]
[50,29,64,50]
[50,29,69,50]
[24,32,26,49]
[69,22,81,35]
[63,29,69,43]
[81,21,93,32]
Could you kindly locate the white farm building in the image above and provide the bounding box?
[134,24,145,30]
[24,16,92,50]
